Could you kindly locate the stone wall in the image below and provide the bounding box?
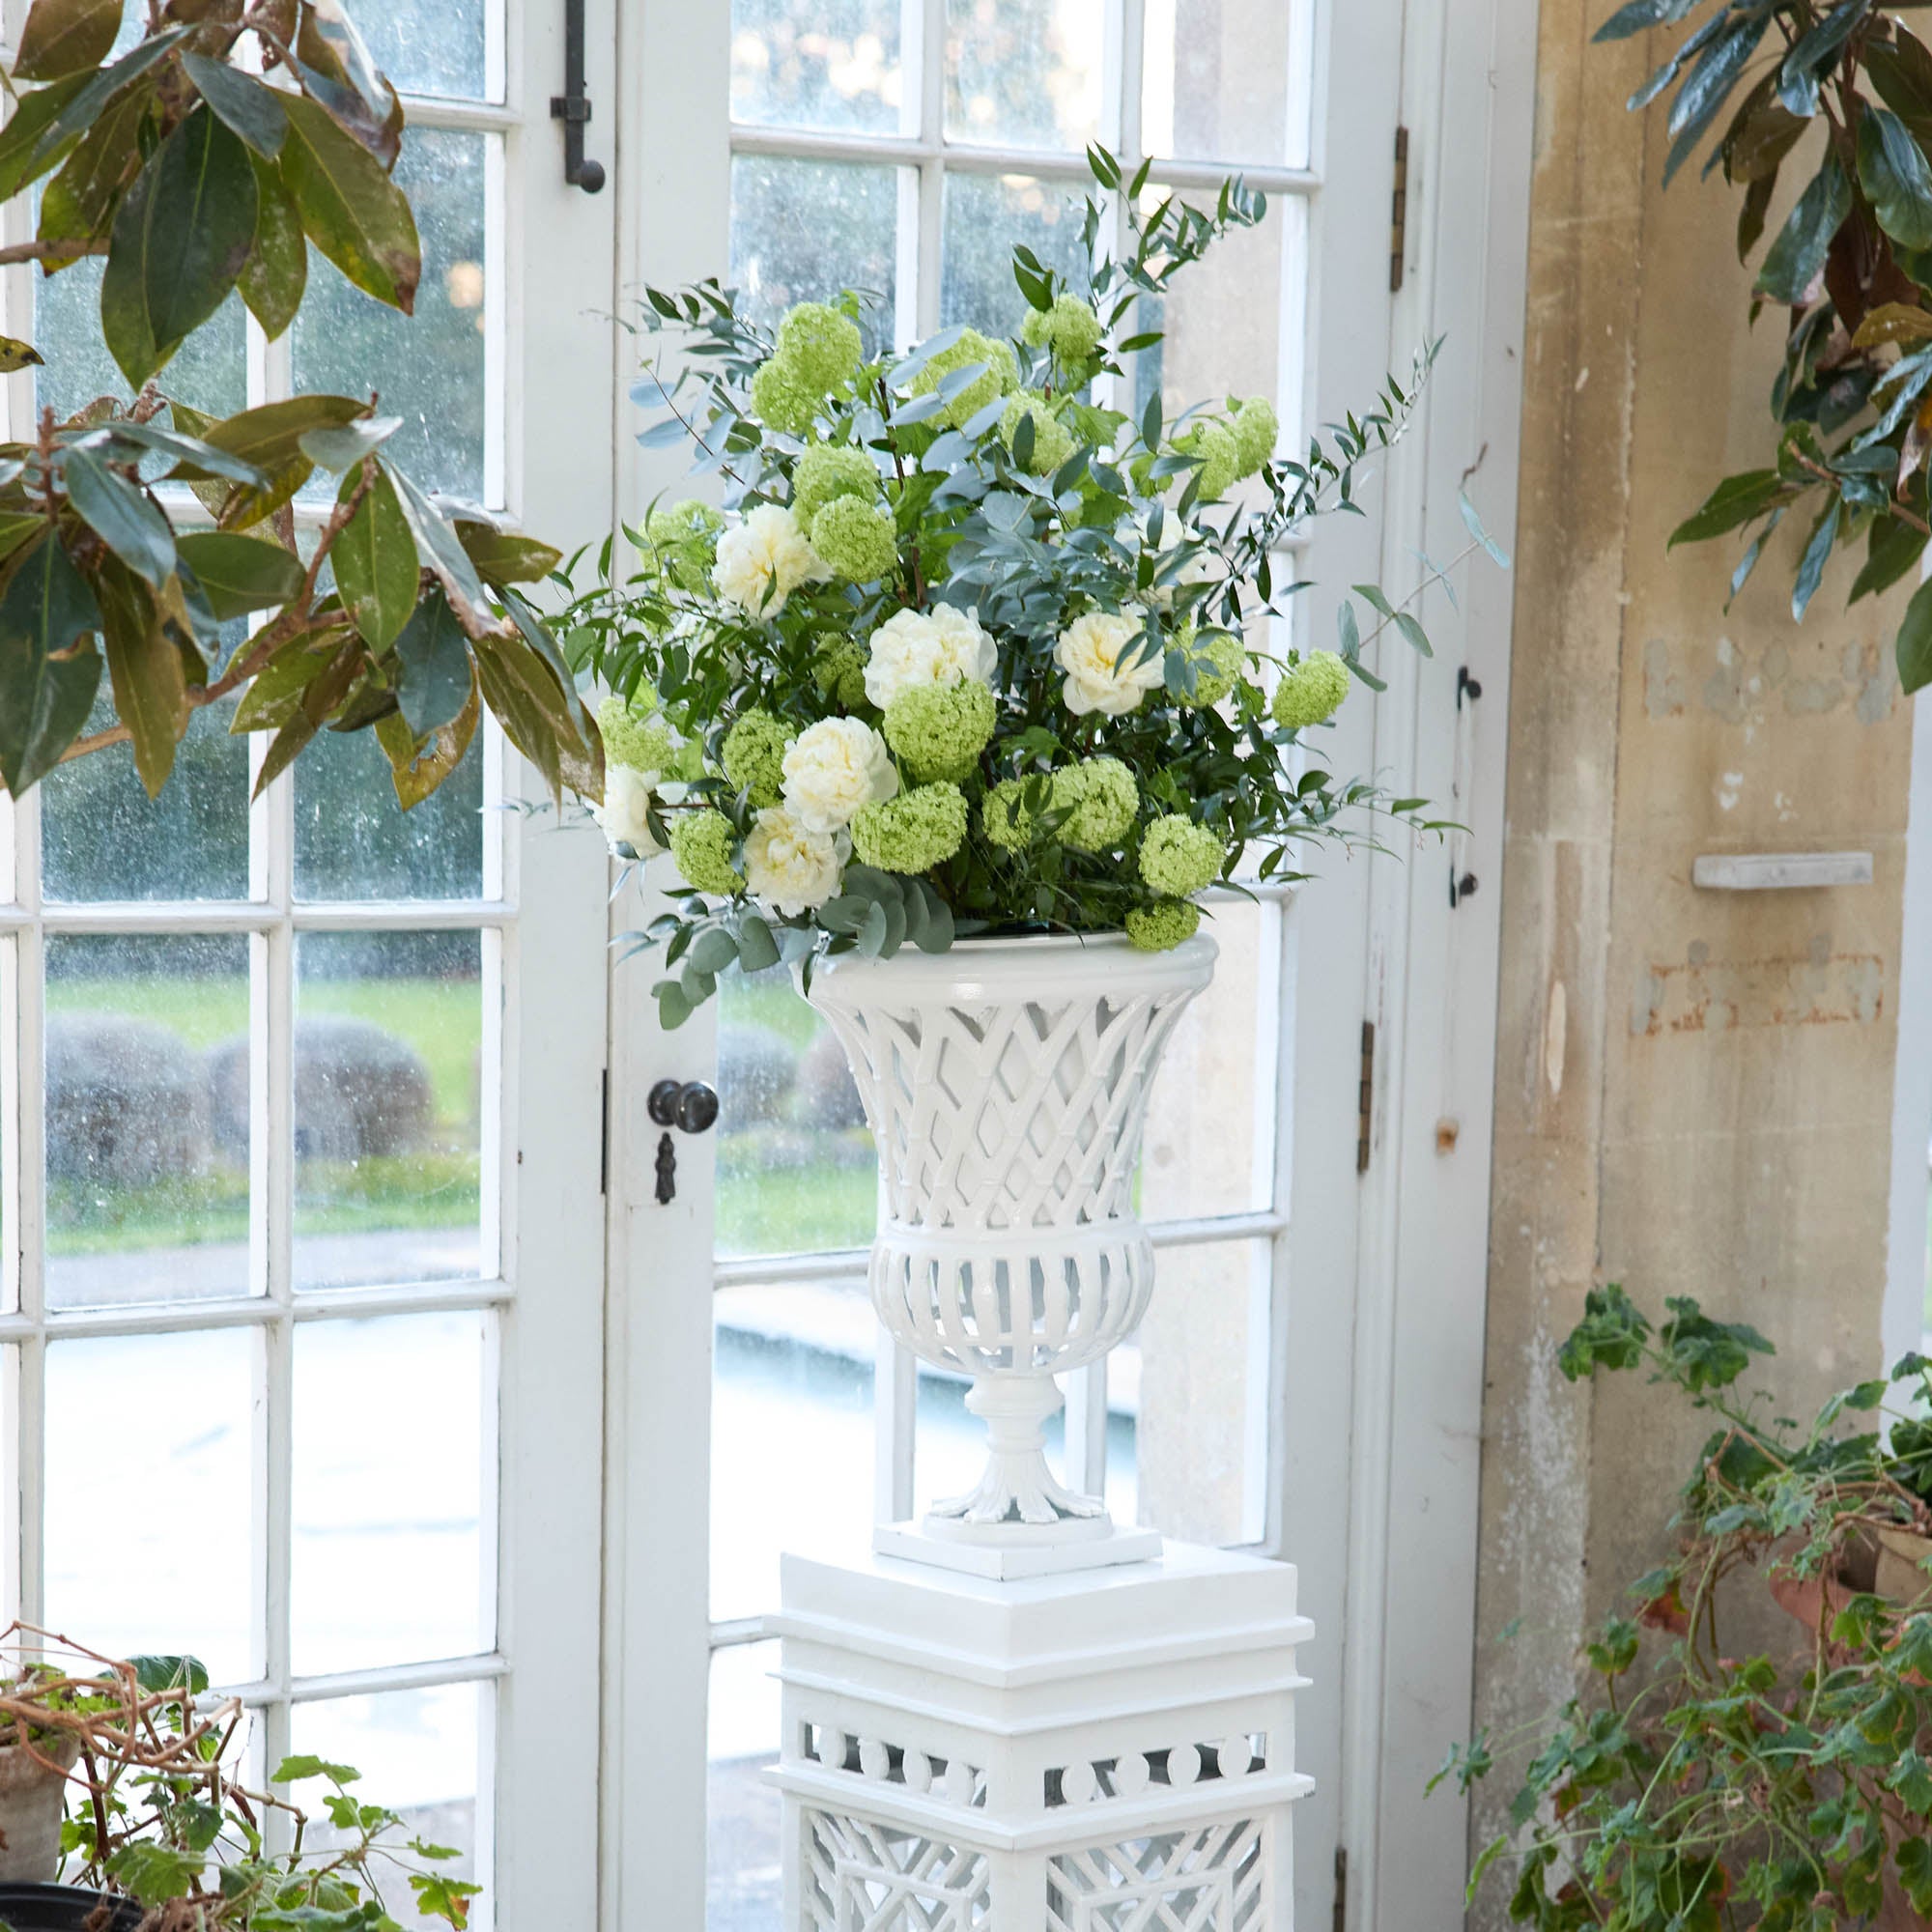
[1471,3,1919,1918]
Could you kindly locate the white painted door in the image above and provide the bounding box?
[597,6,1522,1930]
[0,2,618,1925]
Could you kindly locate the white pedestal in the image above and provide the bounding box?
[769,1540,1314,1929]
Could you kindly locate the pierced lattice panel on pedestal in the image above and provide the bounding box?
[1047,1821,1267,1932]
[802,1808,994,1929]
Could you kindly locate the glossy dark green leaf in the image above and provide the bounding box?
[1861,106,1932,250]
[295,0,403,168]
[1593,0,1701,42]
[1756,155,1851,303]
[1628,9,1728,112]
[1662,16,1768,186]
[96,551,184,797]
[30,28,191,170]
[189,393,368,528]
[1898,572,1932,692]
[392,588,473,738]
[62,445,175,587]
[1776,0,1870,118]
[280,93,420,315]
[174,530,305,619]
[0,72,90,203]
[0,533,103,795]
[383,461,494,633]
[238,150,308,341]
[1852,515,1928,603]
[182,53,288,158]
[14,0,120,79]
[1870,22,1932,144]
[500,586,592,740]
[1792,496,1842,621]
[299,415,401,471]
[143,107,258,353]
[94,418,266,487]
[37,78,151,256]
[1671,469,1790,547]
[455,521,563,586]
[332,466,419,651]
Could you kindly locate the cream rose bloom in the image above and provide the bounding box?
[781,717,900,834]
[1055,610,1164,718]
[590,763,664,857]
[742,807,843,916]
[863,605,997,709]
[713,503,828,617]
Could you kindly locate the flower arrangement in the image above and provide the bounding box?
[565,151,1506,1025]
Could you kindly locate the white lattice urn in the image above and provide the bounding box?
[803,930,1216,1575]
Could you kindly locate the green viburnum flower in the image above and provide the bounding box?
[750,359,821,437]
[597,695,676,776]
[774,301,864,392]
[851,781,969,873]
[810,495,899,584]
[1125,900,1203,952]
[721,708,794,807]
[1231,397,1279,473]
[1175,627,1244,708]
[1138,814,1225,897]
[1021,293,1103,366]
[911,328,1018,429]
[1184,397,1277,500]
[1052,756,1138,853]
[644,498,724,590]
[668,809,745,895]
[1271,650,1351,730]
[981,778,1035,852]
[812,637,871,710]
[793,443,878,525]
[884,681,997,782]
[1000,394,1076,476]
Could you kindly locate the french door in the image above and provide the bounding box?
[604,4,1463,1929]
[0,2,617,1926]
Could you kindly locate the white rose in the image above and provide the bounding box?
[863,605,997,708]
[713,503,829,617]
[781,716,900,834]
[1055,609,1164,718]
[591,763,664,857]
[743,807,844,916]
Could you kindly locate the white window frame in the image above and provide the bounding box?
[0,0,621,1921]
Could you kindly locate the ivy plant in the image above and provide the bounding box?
[0,0,599,811]
[1601,1,1932,693]
[1436,1285,1932,1931]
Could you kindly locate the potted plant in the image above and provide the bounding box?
[0,1628,475,1932]
[564,149,1507,1559]
[1435,1287,1932,1930]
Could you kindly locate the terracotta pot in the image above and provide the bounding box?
[1875,1526,1932,1608]
[0,1739,77,1884]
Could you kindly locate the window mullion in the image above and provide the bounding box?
[916,0,945,338]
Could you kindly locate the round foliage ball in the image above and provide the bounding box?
[1051,756,1138,853]
[1124,900,1203,952]
[851,781,970,873]
[668,809,745,895]
[811,495,899,584]
[721,708,794,807]
[1138,813,1225,897]
[883,682,997,782]
[1271,650,1351,730]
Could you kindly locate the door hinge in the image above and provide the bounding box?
[1356,1023,1375,1176]
[1334,1846,1349,1932]
[599,1067,610,1196]
[1389,126,1409,293]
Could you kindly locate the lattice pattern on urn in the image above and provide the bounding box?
[802,1808,994,1930]
[1047,1822,1267,1932]
[807,937,1215,1542]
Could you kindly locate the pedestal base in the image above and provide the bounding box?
[771,1541,1313,1929]
[874,1516,1165,1579]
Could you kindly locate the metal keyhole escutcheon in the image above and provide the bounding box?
[648,1080,719,1203]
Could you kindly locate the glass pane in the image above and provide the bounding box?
[35,259,245,425]
[716,967,875,1259]
[43,1327,257,1679]
[42,693,248,903]
[731,0,901,134]
[355,0,494,103]
[1133,188,1300,461]
[709,1639,781,1932]
[294,722,486,902]
[293,1312,489,1674]
[712,1280,874,1622]
[729,155,898,357]
[292,130,490,501]
[941,172,1089,334]
[1142,0,1297,166]
[944,0,1104,151]
[1119,1239,1264,1547]
[294,930,485,1291]
[289,1684,482,1932]
[1139,897,1280,1221]
[1,939,14,1317]
[44,934,252,1310]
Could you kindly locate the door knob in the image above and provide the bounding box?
[648,1079,720,1134]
